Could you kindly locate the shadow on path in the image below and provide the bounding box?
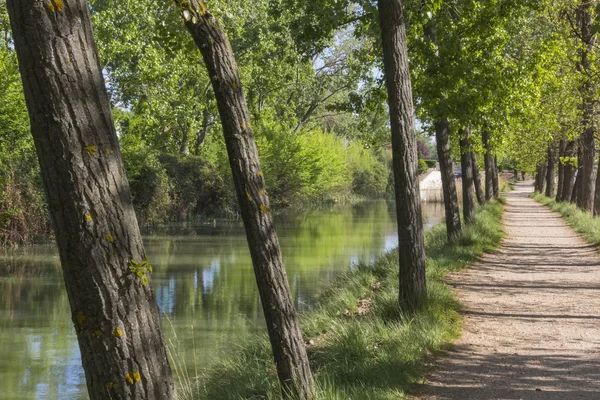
[410,181,600,399]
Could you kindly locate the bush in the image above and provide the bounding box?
[346,143,389,197]
[418,158,429,174]
[256,122,352,205]
[424,159,437,168]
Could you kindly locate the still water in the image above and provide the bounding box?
[0,200,444,399]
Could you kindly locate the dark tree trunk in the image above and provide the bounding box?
[576,145,584,204]
[471,151,485,205]
[561,141,577,203]
[483,131,494,201]
[6,1,174,399]
[460,130,475,224]
[577,0,596,211]
[173,2,315,398]
[545,144,556,198]
[534,167,541,192]
[194,108,209,153]
[378,0,427,310]
[594,159,600,216]
[556,139,566,201]
[423,17,461,240]
[492,156,500,198]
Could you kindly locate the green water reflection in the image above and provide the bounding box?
[0,200,443,399]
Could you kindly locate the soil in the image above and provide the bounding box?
[410,181,600,399]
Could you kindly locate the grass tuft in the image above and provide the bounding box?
[190,200,505,400]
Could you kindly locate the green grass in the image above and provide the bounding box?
[186,201,505,400]
[532,193,600,247]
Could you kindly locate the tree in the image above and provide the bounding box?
[378,0,427,310]
[171,1,315,398]
[6,0,174,399]
[460,129,475,224]
[472,151,486,206]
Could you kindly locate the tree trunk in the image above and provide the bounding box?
[556,139,566,201]
[545,144,556,198]
[423,17,461,240]
[471,151,485,205]
[594,159,600,216]
[576,145,584,204]
[561,141,577,203]
[492,155,500,198]
[577,0,596,212]
[173,2,315,398]
[483,131,494,201]
[180,125,191,155]
[6,1,174,399]
[378,0,427,310]
[539,161,547,195]
[460,130,475,224]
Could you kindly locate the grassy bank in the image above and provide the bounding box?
[184,200,505,400]
[532,193,600,246]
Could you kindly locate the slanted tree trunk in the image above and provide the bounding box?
[492,155,500,198]
[173,2,315,398]
[6,1,174,399]
[556,139,566,201]
[483,131,494,201]
[577,0,596,211]
[545,144,556,198]
[378,0,427,310]
[424,16,461,240]
[471,151,485,205]
[460,130,475,224]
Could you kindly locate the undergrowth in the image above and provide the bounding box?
[180,200,505,400]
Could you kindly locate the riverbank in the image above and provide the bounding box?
[187,200,505,399]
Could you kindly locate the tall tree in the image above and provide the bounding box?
[576,0,596,211]
[421,10,462,240]
[483,130,494,201]
[378,0,427,310]
[172,1,315,398]
[472,151,486,206]
[460,129,475,224]
[6,0,174,399]
[545,144,556,198]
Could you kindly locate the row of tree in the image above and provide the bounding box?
[4,0,599,399]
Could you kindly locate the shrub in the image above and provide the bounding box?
[418,158,429,174]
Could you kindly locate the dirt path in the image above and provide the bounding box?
[410,181,600,399]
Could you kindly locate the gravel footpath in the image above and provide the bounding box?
[410,181,600,399]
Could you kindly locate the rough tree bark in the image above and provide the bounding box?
[471,151,486,206]
[460,130,475,224]
[483,131,494,201]
[545,144,556,198]
[492,155,500,198]
[556,139,566,201]
[577,0,596,211]
[172,1,315,398]
[424,15,461,240]
[6,1,174,399]
[378,0,427,310]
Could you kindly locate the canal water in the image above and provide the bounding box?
[0,200,444,399]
